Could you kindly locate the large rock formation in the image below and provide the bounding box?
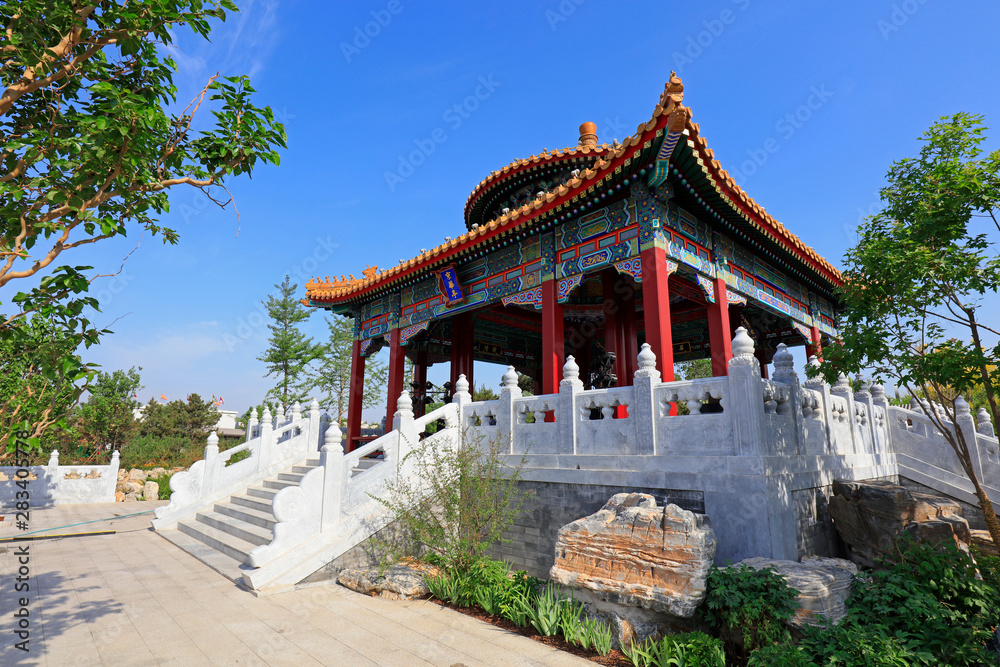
[828,479,971,567]
[734,556,857,629]
[549,492,716,618]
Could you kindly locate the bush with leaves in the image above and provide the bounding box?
[76,367,143,451]
[701,563,800,661]
[375,429,532,572]
[838,536,1000,666]
[624,631,726,667]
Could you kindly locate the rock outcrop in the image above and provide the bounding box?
[734,556,857,629]
[143,481,159,502]
[828,479,971,567]
[338,563,438,600]
[549,493,716,618]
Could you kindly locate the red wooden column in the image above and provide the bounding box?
[346,339,366,452]
[450,312,474,394]
[639,246,674,381]
[385,327,406,434]
[541,278,564,395]
[706,277,733,377]
[806,325,823,361]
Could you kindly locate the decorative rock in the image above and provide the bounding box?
[970,530,998,557]
[734,556,857,629]
[549,493,716,618]
[143,481,159,501]
[337,563,438,600]
[115,491,125,502]
[124,493,138,502]
[127,468,147,482]
[828,479,972,567]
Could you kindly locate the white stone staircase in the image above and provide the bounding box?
[152,392,463,593]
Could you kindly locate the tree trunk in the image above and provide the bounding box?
[970,474,1000,550]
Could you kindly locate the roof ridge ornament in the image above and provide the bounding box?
[578,121,597,148]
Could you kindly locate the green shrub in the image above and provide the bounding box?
[701,563,799,660]
[799,621,915,666]
[747,642,814,667]
[972,544,1000,593]
[528,584,563,636]
[842,536,1000,666]
[587,620,613,656]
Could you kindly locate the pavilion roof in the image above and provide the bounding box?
[305,74,842,306]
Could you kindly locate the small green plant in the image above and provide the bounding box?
[587,620,614,657]
[971,544,1000,593]
[557,595,586,645]
[575,617,596,651]
[701,563,799,661]
[624,632,726,667]
[798,620,915,666]
[529,584,563,636]
[147,472,174,500]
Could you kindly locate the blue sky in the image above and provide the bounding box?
[48,0,1000,417]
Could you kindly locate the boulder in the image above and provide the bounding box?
[734,556,857,629]
[115,491,125,502]
[338,563,438,600]
[127,468,148,482]
[828,479,971,567]
[143,481,159,502]
[971,530,998,557]
[124,493,138,502]
[549,493,716,618]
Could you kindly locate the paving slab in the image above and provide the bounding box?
[0,501,591,666]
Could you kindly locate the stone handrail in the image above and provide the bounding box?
[0,451,120,508]
[152,399,324,530]
[248,395,459,569]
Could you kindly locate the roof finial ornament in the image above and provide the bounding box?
[578,122,597,148]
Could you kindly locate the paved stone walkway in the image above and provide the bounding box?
[0,502,588,666]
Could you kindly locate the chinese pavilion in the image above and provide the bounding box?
[304,74,843,450]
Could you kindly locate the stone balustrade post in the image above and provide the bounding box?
[291,401,302,426]
[497,366,522,454]
[320,422,344,531]
[830,374,859,454]
[632,343,661,455]
[803,355,835,453]
[852,375,875,455]
[258,406,274,472]
[246,408,259,443]
[559,356,584,454]
[869,384,891,454]
[393,390,416,463]
[276,404,284,429]
[47,450,59,472]
[771,343,805,456]
[726,327,766,456]
[306,399,321,452]
[202,431,220,497]
[956,396,984,484]
[107,450,121,500]
[977,408,996,437]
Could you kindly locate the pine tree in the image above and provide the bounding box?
[313,315,388,426]
[258,276,320,405]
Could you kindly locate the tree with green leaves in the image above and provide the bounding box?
[0,1,286,455]
[76,366,142,451]
[258,276,321,405]
[819,112,1000,546]
[138,392,216,443]
[311,315,387,426]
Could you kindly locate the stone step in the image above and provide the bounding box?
[214,501,276,530]
[230,493,273,514]
[246,486,278,501]
[177,518,258,563]
[262,478,299,491]
[195,509,273,546]
[276,471,307,483]
[156,528,251,587]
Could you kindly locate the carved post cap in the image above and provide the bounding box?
[732,326,755,357]
[207,430,219,449]
[48,450,59,466]
[111,450,120,460]
[262,406,272,424]
[773,343,794,370]
[562,355,580,380]
[455,374,470,395]
[977,407,992,424]
[397,390,413,414]
[831,374,851,395]
[803,355,825,388]
[324,421,342,449]
[635,343,661,380]
[956,395,971,418]
[310,397,320,413]
[502,365,519,389]
[249,407,259,425]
